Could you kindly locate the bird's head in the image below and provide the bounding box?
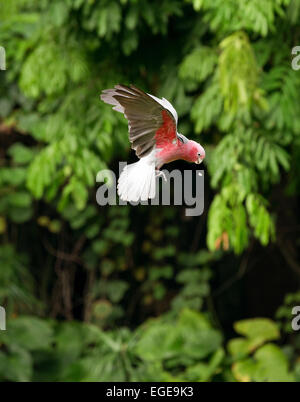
[185,140,205,164]
[177,134,205,164]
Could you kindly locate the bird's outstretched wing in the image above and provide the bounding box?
[101,84,178,158]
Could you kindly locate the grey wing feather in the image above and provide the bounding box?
[100,84,176,158]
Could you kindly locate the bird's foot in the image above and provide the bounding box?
[155,169,167,182]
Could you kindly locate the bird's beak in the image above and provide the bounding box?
[195,155,204,164]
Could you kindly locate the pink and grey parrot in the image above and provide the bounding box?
[100,84,205,202]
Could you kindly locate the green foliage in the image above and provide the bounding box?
[0,310,223,382]
[179,47,218,84]
[0,0,299,383]
[0,312,298,382]
[228,318,280,357]
[171,250,220,311]
[219,32,259,114]
[187,0,290,36]
[1,0,298,254]
[229,318,294,382]
[135,309,224,381]
[0,245,38,312]
[232,344,295,382]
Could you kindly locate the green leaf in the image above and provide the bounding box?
[8,143,35,164]
[0,316,53,351]
[234,318,280,349]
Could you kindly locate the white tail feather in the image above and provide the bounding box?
[118,158,156,202]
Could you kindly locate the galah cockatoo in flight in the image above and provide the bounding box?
[100,84,205,202]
